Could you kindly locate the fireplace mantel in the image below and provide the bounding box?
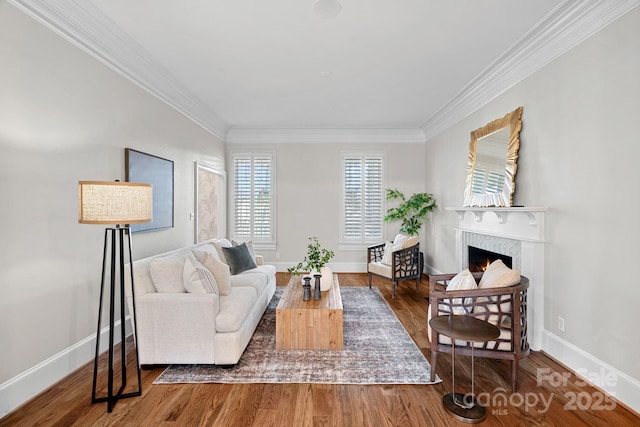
[446,207,547,242]
[446,207,547,226]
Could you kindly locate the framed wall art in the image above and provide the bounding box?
[125,148,174,233]
[195,162,226,243]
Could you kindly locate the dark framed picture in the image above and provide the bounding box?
[125,148,174,233]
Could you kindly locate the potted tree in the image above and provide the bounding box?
[383,188,437,272]
[288,236,336,291]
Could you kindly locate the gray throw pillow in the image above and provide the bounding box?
[221,242,258,275]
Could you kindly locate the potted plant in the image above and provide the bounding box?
[384,188,437,236]
[288,236,335,291]
[384,188,437,273]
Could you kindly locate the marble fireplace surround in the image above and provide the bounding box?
[446,207,547,350]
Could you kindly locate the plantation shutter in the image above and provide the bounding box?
[231,152,275,244]
[342,153,384,243]
[471,169,486,195]
[252,156,272,239]
[486,171,504,194]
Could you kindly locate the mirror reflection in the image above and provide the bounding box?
[471,127,509,195]
[463,106,523,207]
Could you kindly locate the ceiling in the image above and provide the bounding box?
[8,0,640,142]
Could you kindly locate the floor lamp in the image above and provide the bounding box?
[78,180,152,413]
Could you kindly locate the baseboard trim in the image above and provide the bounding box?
[542,330,640,415]
[0,317,132,419]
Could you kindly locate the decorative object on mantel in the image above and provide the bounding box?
[287,236,336,291]
[463,106,523,208]
[78,180,152,413]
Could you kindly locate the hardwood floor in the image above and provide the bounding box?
[2,273,639,426]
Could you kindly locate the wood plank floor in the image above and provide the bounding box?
[2,273,639,426]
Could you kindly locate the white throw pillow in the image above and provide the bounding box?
[211,239,232,264]
[445,269,478,315]
[198,251,232,295]
[402,235,419,249]
[183,256,218,294]
[192,244,221,264]
[381,242,403,265]
[392,234,409,246]
[479,259,521,289]
[149,254,187,293]
[475,259,521,325]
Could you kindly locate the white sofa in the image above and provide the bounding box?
[124,238,276,366]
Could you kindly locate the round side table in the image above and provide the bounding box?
[429,315,500,424]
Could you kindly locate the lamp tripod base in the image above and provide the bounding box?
[91,227,142,413]
[442,393,487,424]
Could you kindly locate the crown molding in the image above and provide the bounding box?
[421,0,640,141]
[226,128,426,144]
[8,0,229,140]
[9,0,639,144]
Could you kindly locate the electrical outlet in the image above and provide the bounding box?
[276,252,281,259]
[558,317,565,332]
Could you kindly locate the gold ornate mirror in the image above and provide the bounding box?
[463,106,523,207]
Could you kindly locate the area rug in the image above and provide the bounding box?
[154,286,440,385]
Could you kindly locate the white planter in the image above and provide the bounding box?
[301,267,333,291]
[320,266,333,291]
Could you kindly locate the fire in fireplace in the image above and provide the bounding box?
[468,246,513,272]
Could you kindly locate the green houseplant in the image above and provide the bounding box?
[287,236,335,275]
[384,188,437,236]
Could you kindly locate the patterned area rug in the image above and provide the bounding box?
[154,286,440,385]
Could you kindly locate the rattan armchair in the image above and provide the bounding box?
[428,272,530,391]
[367,242,421,298]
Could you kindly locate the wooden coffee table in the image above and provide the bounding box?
[275,274,343,350]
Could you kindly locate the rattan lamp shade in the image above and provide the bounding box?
[78,181,152,224]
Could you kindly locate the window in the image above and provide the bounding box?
[341,152,385,246]
[230,151,276,248]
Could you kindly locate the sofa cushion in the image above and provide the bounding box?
[222,243,258,275]
[197,251,232,295]
[231,271,269,295]
[149,253,188,293]
[216,286,258,333]
[183,256,218,294]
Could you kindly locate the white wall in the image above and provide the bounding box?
[0,3,224,415]
[227,142,426,271]
[424,4,640,403]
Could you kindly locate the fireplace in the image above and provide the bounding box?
[447,206,546,350]
[468,246,512,272]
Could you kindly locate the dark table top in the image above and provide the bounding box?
[429,315,500,342]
